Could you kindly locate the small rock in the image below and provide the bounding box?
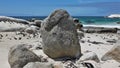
[80,40,85,43]
[14,37,17,40]
[106,39,116,43]
[29,42,43,50]
[79,51,100,63]
[0,34,3,37]
[63,61,77,68]
[25,26,39,37]
[34,20,42,27]
[19,37,22,40]
[88,40,104,44]
[89,44,91,46]
[78,60,101,68]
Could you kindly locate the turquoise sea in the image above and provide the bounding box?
[11,16,120,28]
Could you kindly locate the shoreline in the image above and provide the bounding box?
[83,24,120,29]
[1,21,120,33]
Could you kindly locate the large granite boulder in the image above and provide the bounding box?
[8,44,41,68]
[101,40,120,62]
[40,9,81,59]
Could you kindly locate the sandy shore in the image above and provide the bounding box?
[81,33,120,68]
[0,32,42,68]
[0,32,120,68]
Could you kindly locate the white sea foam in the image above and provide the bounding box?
[83,24,120,29]
[108,14,120,18]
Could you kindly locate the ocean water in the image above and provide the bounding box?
[11,16,120,28]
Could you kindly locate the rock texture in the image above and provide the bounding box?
[101,41,120,62]
[40,9,81,59]
[24,62,64,68]
[24,60,100,68]
[8,44,41,68]
[23,62,54,68]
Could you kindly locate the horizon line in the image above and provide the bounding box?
[7,15,107,17]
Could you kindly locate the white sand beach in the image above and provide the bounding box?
[0,31,120,68]
[0,32,42,68]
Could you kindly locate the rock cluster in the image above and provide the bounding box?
[24,25,39,36]
[8,9,102,68]
[73,18,83,31]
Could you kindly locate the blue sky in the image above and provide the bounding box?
[0,0,120,16]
